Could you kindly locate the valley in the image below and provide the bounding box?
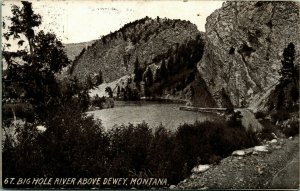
[2,0,299,189]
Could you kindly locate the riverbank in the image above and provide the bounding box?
[88,97,114,111]
[179,106,227,113]
[140,97,187,104]
[179,106,264,133]
[176,136,299,189]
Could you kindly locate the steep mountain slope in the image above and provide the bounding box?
[195,1,299,107]
[63,40,96,61]
[69,17,201,83]
[254,42,299,113]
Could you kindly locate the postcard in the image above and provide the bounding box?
[2,0,299,189]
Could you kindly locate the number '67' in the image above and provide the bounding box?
[4,178,15,184]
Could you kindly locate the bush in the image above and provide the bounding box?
[3,118,258,187]
[2,103,35,122]
[147,126,175,178]
[164,120,258,183]
[45,107,109,178]
[91,95,106,109]
[257,119,277,141]
[3,105,110,180]
[108,122,152,177]
[255,111,266,119]
[226,110,243,127]
[271,110,290,123]
[282,119,299,137]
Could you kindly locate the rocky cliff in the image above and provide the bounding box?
[69,17,201,83]
[196,1,299,107]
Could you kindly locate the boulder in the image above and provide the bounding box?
[191,164,211,173]
[169,185,176,189]
[232,150,246,156]
[254,145,269,152]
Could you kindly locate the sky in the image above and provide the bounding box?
[2,0,224,44]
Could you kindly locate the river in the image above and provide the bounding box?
[88,101,218,131]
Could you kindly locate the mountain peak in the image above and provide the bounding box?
[69,17,201,83]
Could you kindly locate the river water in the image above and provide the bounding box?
[88,101,217,131]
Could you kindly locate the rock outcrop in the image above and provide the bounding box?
[70,17,201,83]
[197,1,299,107]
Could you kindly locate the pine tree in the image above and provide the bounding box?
[276,42,299,110]
[160,59,168,81]
[154,67,161,82]
[105,87,113,98]
[134,57,143,83]
[95,70,103,85]
[86,75,94,89]
[144,68,153,86]
[167,55,174,74]
[116,86,121,98]
[279,43,297,83]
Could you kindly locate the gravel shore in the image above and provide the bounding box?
[177,136,299,189]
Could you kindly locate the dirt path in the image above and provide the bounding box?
[177,136,299,189]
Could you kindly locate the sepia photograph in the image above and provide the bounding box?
[1,0,299,189]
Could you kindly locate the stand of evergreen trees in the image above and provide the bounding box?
[133,34,204,98]
[266,42,299,114]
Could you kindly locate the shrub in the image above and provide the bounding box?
[226,110,243,127]
[147,126,175,178]
[162,120,258,184]
[3,118,258,187]
[255,111,266,119]
[108,122,152,177]
[257,119,277,141]
[3,122,44,178]
[91,95,106,109]
[271,110,290,123]
[3,106,110,180]
[2,103,35,122]
[41,107,110,178]
[282,119,299,137]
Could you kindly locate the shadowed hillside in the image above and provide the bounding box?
[69,17,201,83]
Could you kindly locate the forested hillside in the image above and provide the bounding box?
[67,17,205,101]
[69,17,201,82]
